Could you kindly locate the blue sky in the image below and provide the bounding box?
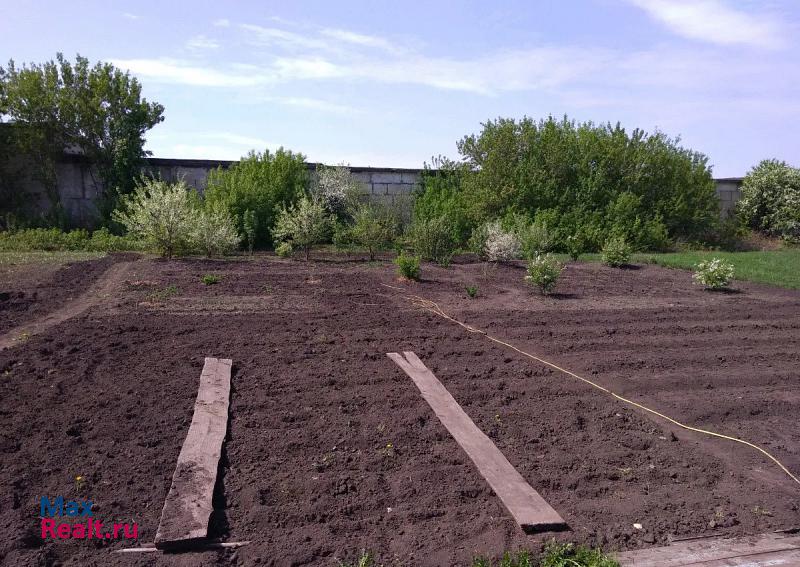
[2,0,798,176]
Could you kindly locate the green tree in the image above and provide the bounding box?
[452,115,718,249]
[205,148,308,247]
[272,196,332,260]
[0,53,164,225]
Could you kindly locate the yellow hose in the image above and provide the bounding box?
[380,283,800,487]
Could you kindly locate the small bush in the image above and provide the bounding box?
[693,257,735,290]
[738,159,800,243]
[0,227,145,252]
[465,285,478,298]
[350,204,397,260]
[275,241,293,258]
[565,233,585,261]
[514,216,553,259]
[205,148,307,247]
[191,205,240,257]
[202,274,220,285]
[272,196,333,260]
[601,236,631,267]
[406,216,457,266]
[313,164,362,217]
[394,252,420,280]
[242,209,257,255]
[525,254,564,294]
[113,178,196,258]
[482,221,520,262]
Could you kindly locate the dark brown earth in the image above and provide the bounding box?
[0,255,798,566]
[0,253,135,334]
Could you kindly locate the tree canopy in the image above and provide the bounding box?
[0,53,164,226]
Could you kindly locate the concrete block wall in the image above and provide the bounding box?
[15,155,741,227]
[715,178,744,218]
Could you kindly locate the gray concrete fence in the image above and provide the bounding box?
[14,155,743,227]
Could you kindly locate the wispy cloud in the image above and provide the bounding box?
[185,35,220,51]
[213,18,230,28]
[154,132,277,160]
[116,16,797,105]
[122,12,138,20]
[319,27,404,54]
[627,0,786,49]
[112,58,269,87]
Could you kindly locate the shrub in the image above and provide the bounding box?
[202,274,220,285]
[465,285,478,298]
[190,205,240,257]
[407,215,457,266]
[565,233,585,261]
[275,241,293,258]
[350,204,397,260]
[394,252,420,280]
[453,116,718,248]
[738,159,800,243]
[113,178,196,258]
[205,148,307,247]
[242,209,257,255]
[0,227,145,252]
[525,254,564,294]
[313,164,363,217]
[272,196,332,260]
[332,220,356,254]
[512,215,553,259]
[601,236,631,267]
[693,257,735,290]
[413,156,471,243]
[482,220,520,262]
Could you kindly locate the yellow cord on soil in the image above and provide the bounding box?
[381,283,800,487]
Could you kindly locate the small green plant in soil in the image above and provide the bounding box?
[692,257,734,290]
[395,252,421,280]
[275,241,293,258]
[338,550,374,567]
[202,274,220,285]
[525,254,564,294]
[538,541,619,567]
[148,284,179,302]
[601,236,631,267]
[466,284,478,298]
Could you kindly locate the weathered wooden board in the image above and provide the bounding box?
[387,351,567,534]
[154,357,232,550]
[616,531,800,566]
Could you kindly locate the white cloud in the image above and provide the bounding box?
[239,24,331,51]
[319,28,403,54]
[213,18,230,27]
[112,58,271,87]
[186,35,220,51]
[152,132,277,160]
[627,0,786,49]
[122,12,138,20]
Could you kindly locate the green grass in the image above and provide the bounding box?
[0,250,106,266]
[568,249,800,289]
[337,544,618,567]
[633,249,800,289]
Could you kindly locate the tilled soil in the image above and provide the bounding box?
[0,256,798,566]
[0,253,135,334]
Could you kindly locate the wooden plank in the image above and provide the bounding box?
[387,351,567,534]
[616,532,800,567]
[154,357,232,550]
